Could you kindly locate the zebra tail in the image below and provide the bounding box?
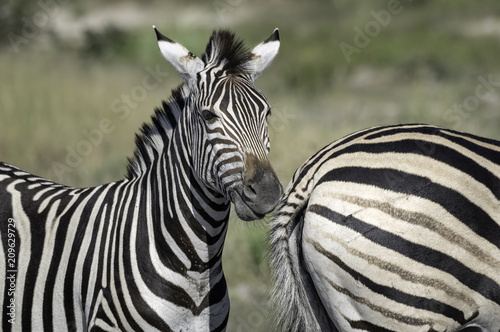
[269,178,332,332]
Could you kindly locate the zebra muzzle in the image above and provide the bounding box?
[230,155,283,221]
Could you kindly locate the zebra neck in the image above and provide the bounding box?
[144,127,231,275]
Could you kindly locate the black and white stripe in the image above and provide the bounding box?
[0,28,281,331]
[270,124,500,331]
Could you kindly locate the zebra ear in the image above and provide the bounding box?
[247,28,280,81]
[153,26,204,83]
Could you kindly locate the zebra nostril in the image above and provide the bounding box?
[243,182,258,200]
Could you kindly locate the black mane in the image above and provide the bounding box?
[202,29,253,74]
[125,84,188,179]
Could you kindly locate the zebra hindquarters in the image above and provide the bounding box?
[301,168,500,332]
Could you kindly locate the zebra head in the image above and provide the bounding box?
[154,27,283,221]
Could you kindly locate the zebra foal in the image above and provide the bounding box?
[270,124,500,332]
[0,27,282,331]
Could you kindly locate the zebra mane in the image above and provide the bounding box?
[202,29,253,74]
[125,83,189,179]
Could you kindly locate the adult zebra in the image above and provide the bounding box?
[270,124,500,331]
[0,27,282,331]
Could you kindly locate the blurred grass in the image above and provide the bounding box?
[2,1,500,331]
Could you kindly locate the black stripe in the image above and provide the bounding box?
[66,188,109,330]
[440,128,500,164]
[348,138,500,200]
[363,124,440,140]
[362,127,500,199]
[289,125,405,193]
[292,124,500,203]
[97,183,129,327]
[311,239,467,324]
[318,166,500,251]
[80,186,119,328]
[365,125,500,153]
[346,318,396,332]
[113,183,143,332]
[308,201,500,304]
[44,187,94,330]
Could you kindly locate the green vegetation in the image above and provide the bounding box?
[2,1,500,330]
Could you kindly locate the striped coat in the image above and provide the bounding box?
[270,124,500,331]
[0,28,282,331]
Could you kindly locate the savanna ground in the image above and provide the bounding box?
[2,1,500,330]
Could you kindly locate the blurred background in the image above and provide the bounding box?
[2,0,500,330]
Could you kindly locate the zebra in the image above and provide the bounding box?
[269,124,500,332]
[0,27,282,331]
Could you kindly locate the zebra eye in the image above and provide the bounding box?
[266,108,272,117]
[201,109,217,122]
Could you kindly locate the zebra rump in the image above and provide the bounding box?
[270,124,500,332]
